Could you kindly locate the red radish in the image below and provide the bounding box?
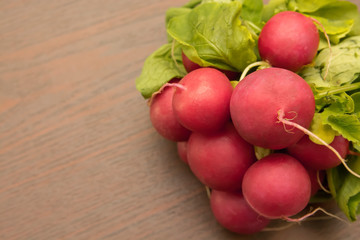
[242,153,311,219]
[221,70,240,81]
[182,52,201,73]
[177,141,188,164]
[258,11,319,72]
[149,81,191,141]
[173,68,233,133]
[278,111,360,179]
[181,52,240,80]
[210,190,270,234]
[230,67,315,150]
[287,135,349,170]
[187,123,256,191]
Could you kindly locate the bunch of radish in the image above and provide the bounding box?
[147,11,355,235]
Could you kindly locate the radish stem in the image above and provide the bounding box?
[239,61,271,81]
[316,82,360,98]
[349,150,360,157]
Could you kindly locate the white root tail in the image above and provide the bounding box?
[277,109,360,179]
[283,207,348,224]
[239,61,271,81]
[317,170,331,194]
[263,207,348,232]
[310,17,332,81]
[205,186,211,199]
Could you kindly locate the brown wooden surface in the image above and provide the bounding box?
[1,0,360,239]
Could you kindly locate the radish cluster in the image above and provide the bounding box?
[148,11,350,235]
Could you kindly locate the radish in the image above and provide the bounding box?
[181,52,240,80]
[177,141,188,164]
[242,153,311,219]
[181,52,200,73]
[149,81,191,142]
[287,135,350,170]
[210,190,270,234]
[258,11,319,72]
[187,123,256,191]
[173,68,233,133]
[230,67,315,149]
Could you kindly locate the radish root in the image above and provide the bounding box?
[205,186,211,199]
[263,207,345,232]
[317,170,331,194]
[277,109,360,179]
[310,17,332,81]
[283,207,348,224]
[277,111,298,133]
[147,83,186,106]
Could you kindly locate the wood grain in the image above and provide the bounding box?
[1,0,360,239]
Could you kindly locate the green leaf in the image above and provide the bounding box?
[166,8,192,43]
[230,80,239,88]
[312,83,360,113]
[165,0,202,42]
[327,155,360,221]
[166,0,201,24]
[287,0,338,13]
[254,146,272,160]
[291,0,358,43]
[353,143,360,152]
[167,1,257,72]
[309,113,337,144]
[201,0,234,3]
[309,17,354,44]
[327,164,347,198]
[183,0,202,8]
[352,92,360,114]
[299,1,358,21]
[336,156,360,221]
[262,0,287,22]
[300,36,360,88]
[135,43,186,99]
[241,0,263,25]
[166,8,192,28]
[314,83,360,103]
[316,91,360,146]
[348,11,360,36]
[326,92,354,114]
[322,112,360,145]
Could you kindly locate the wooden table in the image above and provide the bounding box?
[1,0,360,239]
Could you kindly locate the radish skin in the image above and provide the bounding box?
[258,11,319,72]
[242,153,311,219]
[230,67,315,149]
[173,68,233,133]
